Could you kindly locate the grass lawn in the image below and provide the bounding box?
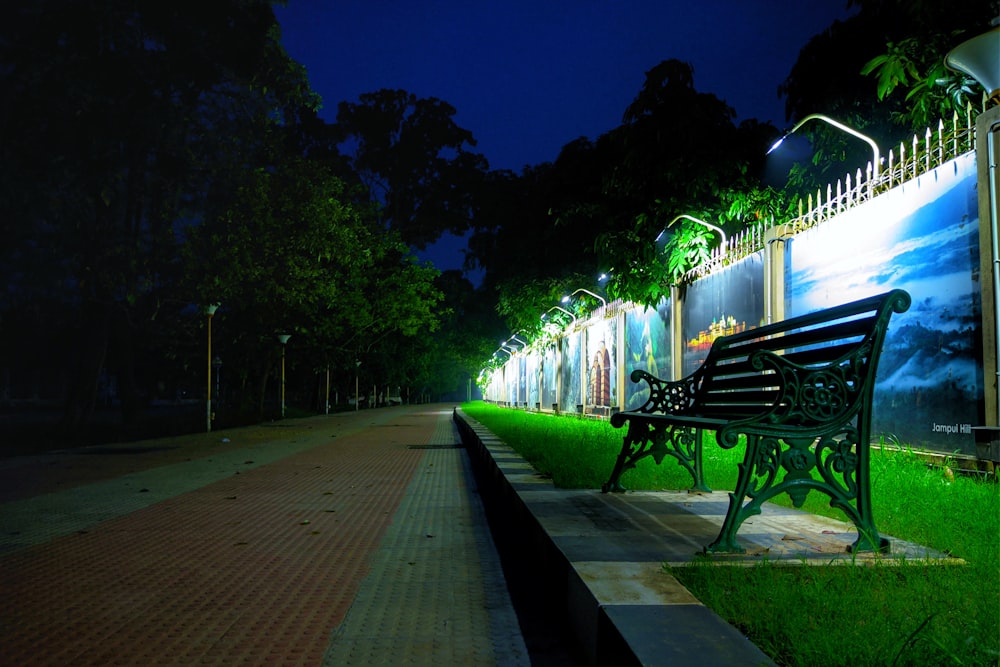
[460,401,1000,667]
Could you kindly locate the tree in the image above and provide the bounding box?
[182,153,444,416]
[334,89,489,249]
[0,0,319,426]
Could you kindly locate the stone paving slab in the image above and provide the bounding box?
[454,407,964,667]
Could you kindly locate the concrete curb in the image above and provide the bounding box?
[454,408,776,667]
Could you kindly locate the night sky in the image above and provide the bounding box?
[274,0,858,274]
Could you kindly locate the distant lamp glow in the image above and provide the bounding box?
[657,214,727,257]
[945,21,1000,106]
[768,113,881,180]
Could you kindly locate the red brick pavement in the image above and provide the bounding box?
[0,410,438,666]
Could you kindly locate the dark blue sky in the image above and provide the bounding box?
[274,0,857,274]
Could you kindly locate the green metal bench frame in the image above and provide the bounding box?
[602,289,911,554]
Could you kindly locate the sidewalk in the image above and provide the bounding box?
[0,405,530,666]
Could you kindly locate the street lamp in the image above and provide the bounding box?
[542,305,577,327]
[767,113,881,180]
[277,334,290,418]
[657,214,728,257]
[944,20,1000,106]
[504,333,528,348]
[205,304,219,432]
[562,288,607,308]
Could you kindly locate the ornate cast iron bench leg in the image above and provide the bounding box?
[603,419,711,494]
[705,433,890,554]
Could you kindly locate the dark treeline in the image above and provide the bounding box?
[0,0,993,447]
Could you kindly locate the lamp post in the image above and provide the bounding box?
[205,304,219,432]
[767,113,882,180]
[657,214,728,257]
[944,20,1000,106]
[543,305,577,323]
[505,334,528,348]
[277,334,290,418]
[562,288,607,308]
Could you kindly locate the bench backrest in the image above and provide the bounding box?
[689,289,911,428]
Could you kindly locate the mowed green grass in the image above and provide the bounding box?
[460,401,1000,667]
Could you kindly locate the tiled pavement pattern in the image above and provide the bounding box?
[321,421,528,665]
[0,406,527,666]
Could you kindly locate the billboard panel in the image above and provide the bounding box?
[681,253,765,376]
[786,153,982,454]
[623,298,671,409]
[560,331,582,413]
[585,317,618,415]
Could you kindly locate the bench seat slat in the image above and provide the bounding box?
[603,289,911,554]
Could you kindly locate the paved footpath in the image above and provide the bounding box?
[0,405,530,666]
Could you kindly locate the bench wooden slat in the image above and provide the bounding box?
[711,317,875,360]
[602,289,911,555]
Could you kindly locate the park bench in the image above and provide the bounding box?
[602,289,911,554]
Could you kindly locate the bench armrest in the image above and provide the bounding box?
[744,348,869,431]
[612,369,699,427]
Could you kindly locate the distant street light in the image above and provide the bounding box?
[767,113,881,180]
[562,288,607,308]
[504,334,528,348]
[205,304,219,432]
[542,305,577,327]
[657,214,728,257]
[277,334,291,418]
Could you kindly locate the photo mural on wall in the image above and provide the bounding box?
[541,344,557,409]
[516,355,527,406]
[786,153,982,455]
[623,298,672,409]
[560,331,582,413]
[585,317,618,415]
[681,254,766,376]
[525,352,538,408]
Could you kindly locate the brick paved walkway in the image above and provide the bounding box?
[0,406,528,666]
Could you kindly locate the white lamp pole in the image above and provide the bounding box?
[562,287,607,308]
[658,214,728,257]
[768,113,882,180]
[205,304,219,432]
[277,334,291,418]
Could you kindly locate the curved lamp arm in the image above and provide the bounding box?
[542,305,577,326]
[658,214,728,257]
[768,113,881,180]
[562,288,607,307]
